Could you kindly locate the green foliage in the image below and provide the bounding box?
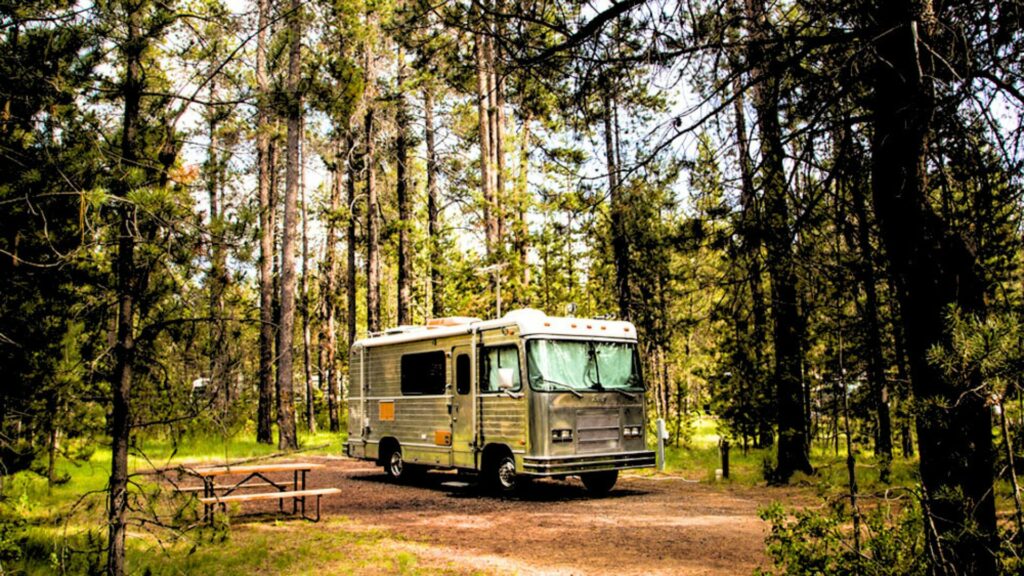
[927,309,1023,395]
[758,498,927,576]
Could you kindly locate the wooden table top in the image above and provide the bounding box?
[190,462,324,477]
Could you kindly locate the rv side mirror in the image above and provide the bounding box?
[498,368,515,389]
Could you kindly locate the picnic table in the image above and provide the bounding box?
[187,462,339,522]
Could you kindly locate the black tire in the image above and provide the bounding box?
[383,444,405,481]
[485,454,520,494]
[581,470,618,495]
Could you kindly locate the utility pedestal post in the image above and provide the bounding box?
[720,438,730,479]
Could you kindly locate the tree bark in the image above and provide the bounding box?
[396,51,412,326]
[108,3,142,573]
[276,0,301,451]
[490,36,506,246]
[475,30,495,255]
[868,1,996,571]
[732,80,767,364]
[323,141,341,432]
[425,87,443,318]
[364,26,380,334]
[345,131,358,348]
[850,169,893,483]
[300,114,314,435]
[206,77,229,408]
[255,0,275,445]
[604,89,629,321]
[516,113,531,294]
[745,0,812,481]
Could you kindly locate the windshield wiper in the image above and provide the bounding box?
[530,375,583,398]
[607,388,637,400]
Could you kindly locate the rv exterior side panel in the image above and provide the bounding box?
[347,349,366,459]
[479,396,527,455]
[355,335,467,467]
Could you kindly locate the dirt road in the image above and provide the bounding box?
[291,457,797,575]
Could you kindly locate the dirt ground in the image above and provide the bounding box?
[230,456,805,576]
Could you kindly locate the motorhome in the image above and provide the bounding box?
[344,309,655,494]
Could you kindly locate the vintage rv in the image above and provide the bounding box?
[344,308,655,494]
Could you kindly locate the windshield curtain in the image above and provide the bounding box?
[527,339,642,392]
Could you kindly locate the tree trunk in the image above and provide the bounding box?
[850,170,893,483]
[475,30,495,255]
[869,2,996,571]
[323,142,341,433]
[206,78,228,408]
[603,89,630,321]
[732,80,767,364]
[745,0,811,481]
[46,395,59,485]
[365,113,379,333]
[516,113,531,295]
[345,131,358,348]
[276,0,301,451]
[255,0,275,445]
[108,4,142,573]
[396,52,412,326]
[491,37,506,246]
[300,114,314,435]
[425,87,443,318]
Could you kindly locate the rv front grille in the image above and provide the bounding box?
[576,410,621,454]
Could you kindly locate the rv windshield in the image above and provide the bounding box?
[527,339,642,392]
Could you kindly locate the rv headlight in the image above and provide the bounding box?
[624,426,642,437]
[552,429,573,442]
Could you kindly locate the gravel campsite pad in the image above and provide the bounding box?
[228,456,805,575]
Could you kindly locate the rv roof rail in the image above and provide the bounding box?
[383,325,426,336]
[425,316,481,327]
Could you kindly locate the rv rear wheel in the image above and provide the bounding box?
[384,446,405,480]
[581,470,618,495]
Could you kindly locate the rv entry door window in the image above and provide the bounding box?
[480,346,521,393]
[456,354,471,395]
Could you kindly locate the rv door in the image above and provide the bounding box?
[451,344,476,469]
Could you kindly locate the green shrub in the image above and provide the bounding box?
[757,496,927,576]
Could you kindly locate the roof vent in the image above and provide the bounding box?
[501,308,547,322]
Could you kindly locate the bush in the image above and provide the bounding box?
[757,496,927,576]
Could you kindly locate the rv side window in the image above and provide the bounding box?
[456,354,470,395]
[480,345,521,393]
[400,351,446,395]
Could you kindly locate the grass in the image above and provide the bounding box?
[133,429,348,467]
[656,415,922,496]
[3,419,931,575]
[2,428,485,575]
[125,518,477,576]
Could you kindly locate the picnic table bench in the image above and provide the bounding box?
[184,462,340,522]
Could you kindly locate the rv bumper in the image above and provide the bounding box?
[522,450,656,475]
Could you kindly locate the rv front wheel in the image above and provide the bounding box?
[581,470,618,495]
[384,446,404,480]
[485,454,519,494]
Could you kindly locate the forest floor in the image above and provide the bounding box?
[210,456,811,576]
